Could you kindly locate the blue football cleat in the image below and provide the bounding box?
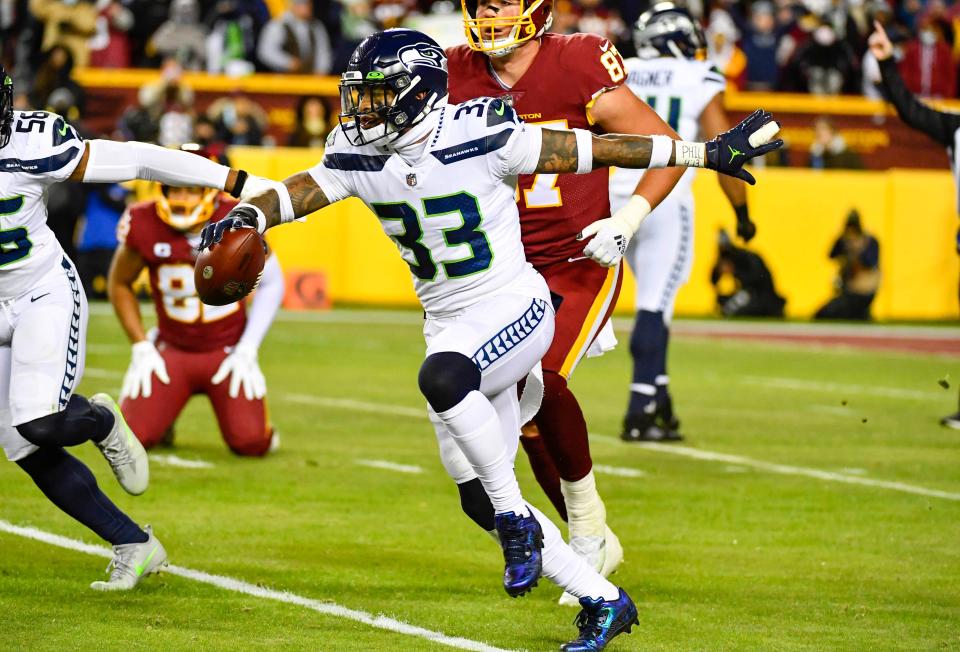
[494,511,544,597]
[560,588,639,651]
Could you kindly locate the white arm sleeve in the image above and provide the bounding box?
[238,254,284,350]
[497,123,544,177]
[82,139,231,189]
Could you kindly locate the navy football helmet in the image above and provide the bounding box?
[1,66,13,150]
[338,29,448,146]
[634,2,706,60]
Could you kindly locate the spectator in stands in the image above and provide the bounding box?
[898,15,957,98]
[205,0,269,76]
[119,58,195,143]
[707,9,747,90]
[207,92,269,146]
[730,0,792,90]
[257,0,333,74]
[289,95,331,147]
[29,0,97,67]
[809,116,864,168]
[148,0,208,71]
[192,114,229,157]
[88,0,133,68]
[815,209,880,320]
[711,230,786,318]
[29,45,85,115]
[789,21,859,94]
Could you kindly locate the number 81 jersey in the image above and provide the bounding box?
[0,111,84,300]
[311,97,545,316]
[118,198,247,352]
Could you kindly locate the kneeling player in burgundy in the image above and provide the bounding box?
[107,154,283,456]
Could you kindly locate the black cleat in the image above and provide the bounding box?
[620,412,667,442]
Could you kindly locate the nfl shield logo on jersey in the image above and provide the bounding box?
[406,173,417,187]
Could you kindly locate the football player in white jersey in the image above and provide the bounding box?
[0,66,268,590]
[610,3,759,443]
[200,29,781,649]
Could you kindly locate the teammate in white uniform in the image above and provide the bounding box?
[610,3,759,443]
[0,66,267,590]
[199,29,780,649]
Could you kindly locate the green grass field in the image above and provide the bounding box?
[1,306,958,651]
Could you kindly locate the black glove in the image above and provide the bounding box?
[198,206,260,251]
[706,109,784,185]
[734,204,756,243]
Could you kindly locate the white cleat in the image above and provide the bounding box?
[91,393,149,495]
[90,525,167,592]
[268,430,281,453]
[559,525,624,607]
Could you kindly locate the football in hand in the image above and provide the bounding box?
[194,227,267,306]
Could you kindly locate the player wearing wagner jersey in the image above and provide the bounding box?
[107,149,283,457]
[611,3,758,442]
[447,0,692,589]
[0,65,267,590]
[199,30,781,649]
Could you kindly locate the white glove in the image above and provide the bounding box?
[121,340,170,400]
[211,343,266,400]
[576,195,652,268]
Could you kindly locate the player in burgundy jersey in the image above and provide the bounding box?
[107,149,284,457]
[447,0,690,593]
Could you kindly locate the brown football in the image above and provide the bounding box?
[194,228,267,306]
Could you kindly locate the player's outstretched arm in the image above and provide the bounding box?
[198,171,334,250]
[68,140,252,197]
[564,110,782,268]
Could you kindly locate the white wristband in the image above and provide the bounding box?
[274,182,296,224]
[237,203,268,234]
[648,135,673,169]
[673,140,706,168]
[572,128,593,174]
[615,195,653,234]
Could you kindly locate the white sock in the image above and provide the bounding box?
[436,391,528,516]
[528,503,619,601]
[561,470,607,538]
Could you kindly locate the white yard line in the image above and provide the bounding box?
[587,434,960,502]
[740,376,941,401]
[0,520,517,652]
[284,393,426,418]
[593,464,646,479]
[150,454,215,470]
[356,459,424,474]
[274,394,960,502]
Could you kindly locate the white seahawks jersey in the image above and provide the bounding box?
[610,57,726,202]
[0,111,83,300]
[310,97,545,315]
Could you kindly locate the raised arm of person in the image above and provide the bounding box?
[700,92,755,243]
[870,20,960,147]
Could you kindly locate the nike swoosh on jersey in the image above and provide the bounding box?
[58,123,69,136]
[30,292,50,302]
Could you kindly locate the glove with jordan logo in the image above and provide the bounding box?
[705,109,784,185]
[121,340,170,400]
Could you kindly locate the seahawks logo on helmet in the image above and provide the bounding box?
[397,44,446,72]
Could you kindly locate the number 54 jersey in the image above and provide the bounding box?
[0,111,84,300]
[310,97,549,316]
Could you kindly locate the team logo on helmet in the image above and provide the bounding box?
[397,44,446,72]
